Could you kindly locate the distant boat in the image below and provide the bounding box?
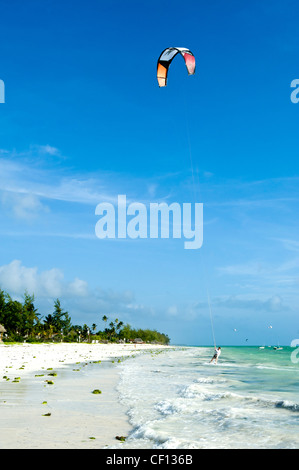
[273,339,283,350]
[259,346,265,349]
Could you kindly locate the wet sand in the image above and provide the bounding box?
[0,342,168,448]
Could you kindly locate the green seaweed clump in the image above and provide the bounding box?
[92,389,102,394]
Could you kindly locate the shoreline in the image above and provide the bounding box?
[0,342,171,449]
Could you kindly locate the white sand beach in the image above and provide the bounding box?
[0,342,169,449]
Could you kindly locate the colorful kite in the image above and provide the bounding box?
[157,47,196,87]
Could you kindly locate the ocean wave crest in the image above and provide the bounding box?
[155,400,184,416]
[178,382,299,413]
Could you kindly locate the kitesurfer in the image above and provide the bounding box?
[210,346,221,364]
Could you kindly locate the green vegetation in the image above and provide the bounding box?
[0,288,170,345]
[118,324,170,345]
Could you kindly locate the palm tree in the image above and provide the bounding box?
[116,321,124,337]
[109,321,116,340]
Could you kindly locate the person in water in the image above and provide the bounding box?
[210,346,221,364]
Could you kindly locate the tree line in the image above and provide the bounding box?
[0,289,170,345]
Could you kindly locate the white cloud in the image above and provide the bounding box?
[0,260,95,300]
[167,305,178,316]
[165,302,204,321]
[0,260,152,325]
[274,238,299,253]
[211,294,289,312]
[217,261,265,276]
[35,145,60,156]
[218,256,299,280]
[1,191,47,219]
[0,151,118,208]
[0,260,66,297]
[67,278,89,297]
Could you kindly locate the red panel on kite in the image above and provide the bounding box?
[157,47,196,87]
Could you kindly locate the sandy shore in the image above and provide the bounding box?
[0,342,170,449]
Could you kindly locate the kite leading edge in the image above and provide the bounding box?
[157,47,196,87]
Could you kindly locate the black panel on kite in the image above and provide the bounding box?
[157,47,196,87]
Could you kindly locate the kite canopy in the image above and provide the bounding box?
[157,47,196,87]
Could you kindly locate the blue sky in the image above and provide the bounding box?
[0,0,299,345]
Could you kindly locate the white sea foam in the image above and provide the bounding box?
[116,346,299,449]
[155,400,185,416]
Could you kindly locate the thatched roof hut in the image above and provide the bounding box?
[133,338,144,344]
[0,324,6,341]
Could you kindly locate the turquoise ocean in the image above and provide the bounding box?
[115,346,299,449]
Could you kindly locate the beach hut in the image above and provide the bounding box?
[0,324,6,342]
[133,338,144,344]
